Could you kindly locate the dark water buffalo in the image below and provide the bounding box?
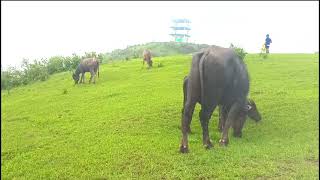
[72,58,100,84]
[183,76,261,136]
[142,49,153,68]
[180,45,261,153]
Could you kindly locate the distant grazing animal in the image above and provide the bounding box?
[180,45,261,153]
[142,49,153,68]
[183,76,261,136]
[72,58,100,84]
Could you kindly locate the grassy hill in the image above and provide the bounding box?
[103,42,210,62]
[1,54,319,179]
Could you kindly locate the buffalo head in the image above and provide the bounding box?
[245,99,261,122]
[232,99,261,137]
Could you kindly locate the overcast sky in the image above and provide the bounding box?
[1,1,319,69]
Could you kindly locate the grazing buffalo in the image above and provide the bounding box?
[142,49,153,68]
[72,58,100,84]
[180,45,261,153]
[183,76,261,136]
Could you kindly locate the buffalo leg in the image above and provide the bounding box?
[89,70,95,84]
[218,105,228,132]
[180,101,196,153]
[80,73,85,84]
[232,115,245,138]
[199,105,215,149]
[89,72,92,83]
[79,73,82,83]
[93,70,97,83]
[219,102,241,146]
[142,59,145,69]
[181,105,194,134]
[182,77,192,134]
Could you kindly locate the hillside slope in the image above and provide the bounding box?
[103,42,210,62]
[1,54,319,179]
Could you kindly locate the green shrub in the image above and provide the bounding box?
[68,54,81,71]
[47,56,65,74]
[23,59,49,82]
[230,43,248,60]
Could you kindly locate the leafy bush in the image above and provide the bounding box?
[1,69,12,91]
[47,56,65,74]
[2,59,49,90]
[83,52,97,59]
[64,54,82,71]
[21,59,49,83]
[2,66,27,91]
[230,43,248,60]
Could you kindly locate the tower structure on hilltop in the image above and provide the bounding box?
[169,18,191,43]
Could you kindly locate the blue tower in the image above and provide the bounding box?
[169,18,191,43]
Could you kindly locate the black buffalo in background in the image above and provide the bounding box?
[180,45,261,153]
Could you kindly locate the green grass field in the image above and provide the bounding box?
[1,54,319,179]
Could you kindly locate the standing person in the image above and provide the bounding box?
[265,34,272,53]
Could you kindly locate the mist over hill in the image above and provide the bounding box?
[102,42,210,62]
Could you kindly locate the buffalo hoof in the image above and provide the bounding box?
[219,139,229,147]
[233,132,242,138]
[180,145,189,153]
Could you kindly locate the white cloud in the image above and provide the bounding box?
[1,1,319,68]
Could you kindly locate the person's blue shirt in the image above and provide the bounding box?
[265,35,272,47]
